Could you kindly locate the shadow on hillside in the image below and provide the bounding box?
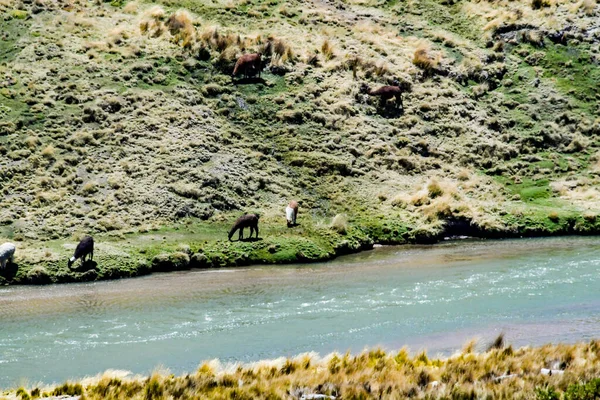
[377,104,404,118]
[70,260,98,272]
[233,77,266,85]
[232,237,263,243]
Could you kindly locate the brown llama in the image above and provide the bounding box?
[286,200,299,227]
[232,53,262,79]
[360,83,403,109]
[228,213,260,241]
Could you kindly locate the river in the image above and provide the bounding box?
[1,237,599,387]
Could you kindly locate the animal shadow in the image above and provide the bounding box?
[0,262,19,281]
[70,260,98,272]
[234,77,266,85]
[237,237,263,243]
[378,102,404,118]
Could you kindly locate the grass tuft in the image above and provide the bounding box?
[427,178,444,199]
[531,0,551,9]
[145,373,164,400]
[321,39,335,60]
[166,10,195,48]
[412,44,439,74]
[331,214,349,235]
[8,342,600,399]
[487,333,505,351]
[41,145,55,159]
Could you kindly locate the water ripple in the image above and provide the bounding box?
[1,237,600,387]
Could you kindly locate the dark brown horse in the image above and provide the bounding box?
[361,83,403,109]
[228,214,260,241]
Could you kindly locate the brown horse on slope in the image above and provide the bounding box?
[228,213,260,241]
[232,53,262,79]
[360,83,403,109]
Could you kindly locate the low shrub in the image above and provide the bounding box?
[331,214,348,234]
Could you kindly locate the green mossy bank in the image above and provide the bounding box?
[3,208,600,286]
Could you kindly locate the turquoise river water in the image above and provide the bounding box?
[1,237,599,388]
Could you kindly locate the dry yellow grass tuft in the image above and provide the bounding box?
[459,55,483,77]
[148,5,165,20]
[457,169,471,181]
[331,214,348,234]
[82,181,98,194]
[271,38,294,63]
[24,136,40,149]
[321,38,335,60]
[427,178,444,199]
[590,152,600,173]
[581,0,597,14]
[199,27,240,53]
[123,0,138,14]
[389,173,509,229]
[41,145,55,159]
[412,44,439,74]
[166,9,196,48]
[140,5,166,37]
[278,4,297,17]
[107,27,129,46]
[531,0,552,10]
[15,341,600,400]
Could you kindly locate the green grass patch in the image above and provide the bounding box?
[501,177,551,202]
[408,0,484,42]
[0,17,32,62]
[514,42,600,113]
[9,9,28,19]
[539,44,600,108]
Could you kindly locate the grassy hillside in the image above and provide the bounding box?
[0,0,599,282]
[3,340,600,399]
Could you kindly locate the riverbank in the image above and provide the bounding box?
[3,340,600,399]
[2,207,600,286]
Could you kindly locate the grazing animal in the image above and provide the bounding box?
[286,200,299,227]
[68,236,94,268]
[0,242,15,269]
[360,83,403,109]
[228,214,260,241]
[232,53,262,79]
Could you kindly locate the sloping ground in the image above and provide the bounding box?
[0,0,599,282]
[3,341,600,399]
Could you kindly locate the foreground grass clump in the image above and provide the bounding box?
[7,340,600,399]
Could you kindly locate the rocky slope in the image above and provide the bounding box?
[0,0,599,283]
